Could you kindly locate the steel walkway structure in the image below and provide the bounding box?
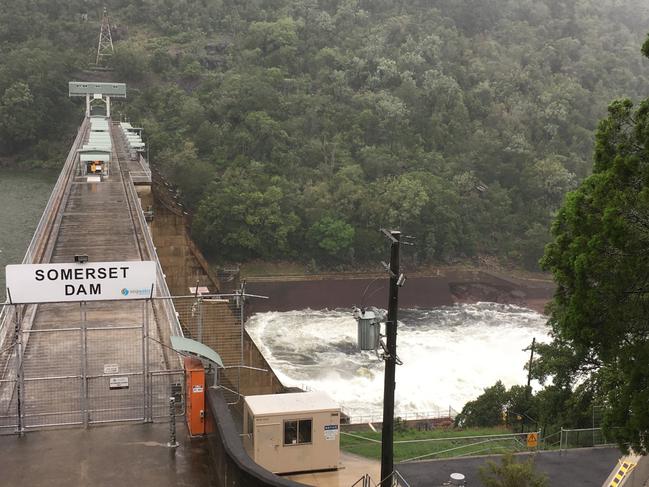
[0,117,183,432]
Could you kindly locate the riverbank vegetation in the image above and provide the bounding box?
[2,0,649,270]
[460,67,649,452]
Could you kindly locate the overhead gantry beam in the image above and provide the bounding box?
[69,82,126,118]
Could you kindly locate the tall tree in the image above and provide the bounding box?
[540,37,649,453]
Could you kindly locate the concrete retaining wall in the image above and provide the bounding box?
[246,270,554,315]
[150,190,285,396]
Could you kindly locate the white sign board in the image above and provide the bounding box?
[103,364,119,375]
[6,261,156,304]
[324,424,339,441]
[109,377,129,390]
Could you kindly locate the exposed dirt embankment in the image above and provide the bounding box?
[245,268,555,315]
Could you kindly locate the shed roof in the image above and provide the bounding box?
[245,391,339,416]
[69,81,126,98]
[170,336,224,368]
[80,153,110,162]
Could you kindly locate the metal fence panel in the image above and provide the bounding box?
[21,326,83,429]
[23,377,83,428]
[87,324,144,424]
[0,339,18,434]
[0,291,248,432]
[87,374,145,423]
[171,296,243,403]
[150,370,185,420]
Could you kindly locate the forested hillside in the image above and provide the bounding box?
[2,0,649,269]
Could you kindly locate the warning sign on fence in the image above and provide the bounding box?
[527,432,538,448]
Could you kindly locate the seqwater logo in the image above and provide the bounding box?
[121,287,150,297]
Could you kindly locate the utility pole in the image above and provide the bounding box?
[380,229,401,485]
[521,337,536,433]
[96,7,114,66]
[526,337,536,390]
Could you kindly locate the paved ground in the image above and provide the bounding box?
[397,447,621,487]
[286,452,380,486]
[0,422,216,487]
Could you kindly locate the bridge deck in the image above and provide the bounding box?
[1,118,180,430]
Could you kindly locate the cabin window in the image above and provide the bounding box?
[284,418,312,445]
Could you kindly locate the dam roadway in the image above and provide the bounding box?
[0,116,214,485]
[0,118,182,433]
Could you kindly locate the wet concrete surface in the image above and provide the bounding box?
[286,452,380,486]
[0,422,215,487]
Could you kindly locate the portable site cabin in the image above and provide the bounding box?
[243,391,340,474]
[79,117,112,178]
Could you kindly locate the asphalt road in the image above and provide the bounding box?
[397,447,621,487]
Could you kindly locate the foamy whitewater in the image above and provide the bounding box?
[245,303,549,418]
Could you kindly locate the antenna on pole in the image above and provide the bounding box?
[96,7,114,66]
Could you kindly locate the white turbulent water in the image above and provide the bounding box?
[246,302,549,418]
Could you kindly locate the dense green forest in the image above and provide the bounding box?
[458,53,649,451]
[2,0,649,270]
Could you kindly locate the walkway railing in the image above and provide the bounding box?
[0,119,89,349]
[342,407,458,425]
[122,171,183,340]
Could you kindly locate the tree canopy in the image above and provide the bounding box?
[538,37,649,453]
[2,0,649,269]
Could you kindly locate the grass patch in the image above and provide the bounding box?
[341,427,532,462]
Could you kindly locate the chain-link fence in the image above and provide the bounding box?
[0,320,19,435]
[559,427,612,450]
[0,290,253,433]
[0,297,193,433]
[168,294,245,403]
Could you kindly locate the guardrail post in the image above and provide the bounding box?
[80,301,88,428]
[167,396,179,448]
[142,300,149,422]
[14,305,24,436]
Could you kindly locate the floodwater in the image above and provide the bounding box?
[246,303,549,418]
[0,168,57,301]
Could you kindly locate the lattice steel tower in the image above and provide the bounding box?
[96,7,114,66]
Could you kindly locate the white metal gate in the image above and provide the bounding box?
[0,299,185,434]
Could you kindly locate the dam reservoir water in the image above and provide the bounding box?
[246,303,549,418]
[0,169,57,301]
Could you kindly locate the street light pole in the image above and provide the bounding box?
[380,229,401,484]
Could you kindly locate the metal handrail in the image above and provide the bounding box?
[342,407,458,425]
[138,154,152,179]
[122,171,183,339]
[0,119,89,347]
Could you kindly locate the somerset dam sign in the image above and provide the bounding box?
[5,261,156,304]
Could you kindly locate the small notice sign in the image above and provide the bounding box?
[103,364,119,374]
[324,424,339,441]
[192,385,203,393]
[109,377,129,390]
[527,432,538,448]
